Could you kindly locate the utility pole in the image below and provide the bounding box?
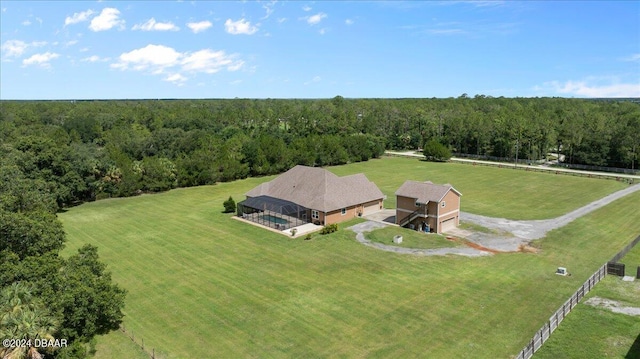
[515,138,519,167]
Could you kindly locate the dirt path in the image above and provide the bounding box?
[347,221,491,257]
[584,297,640,316]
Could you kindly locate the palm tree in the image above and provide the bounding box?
[0,283,58,359]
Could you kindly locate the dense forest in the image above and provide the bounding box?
[1,96,638,207]
[1,96,639,358]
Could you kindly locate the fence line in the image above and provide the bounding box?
[453,152,545,165]
[514,264,607,359]
[120,324,161,359]
[451,158,636,183]
[610,235,640,263]
[515,234,640,359]
[453,153,639,175]
[555,163,639,175]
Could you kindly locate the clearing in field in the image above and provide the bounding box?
[59,157,640,358]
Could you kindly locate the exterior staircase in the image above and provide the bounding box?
[398,208,423,228]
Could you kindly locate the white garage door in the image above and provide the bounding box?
[440,217,457,233]
[363,201,381,216]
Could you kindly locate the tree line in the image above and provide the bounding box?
[2,96,639,206]
[1,96,638,357]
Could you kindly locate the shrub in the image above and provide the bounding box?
[423,139,451,162]
[291,228,297,237]
[223,196,236,213]
[320,223,338,235]
[304,234,312,240]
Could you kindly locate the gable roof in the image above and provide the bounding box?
[245,165,384,212]
[395,180,461,204]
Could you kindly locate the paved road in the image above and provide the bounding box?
[385,150,640,180]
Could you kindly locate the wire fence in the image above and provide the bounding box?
[120,324,165,359]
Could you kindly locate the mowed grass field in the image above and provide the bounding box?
[328,157,627,219]
[534,275,640,359]
[59,157,640,358]
[535,243,640,359]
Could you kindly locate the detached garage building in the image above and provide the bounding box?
[238,165,384,228]
[395,180,462,234]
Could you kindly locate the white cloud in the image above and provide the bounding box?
[229,79,242,85]
[187,20,212,33]
[541,78,640,98]
[306,12,327,25]
[304,75,321,85]
[1,40,28,57]
[22,52,60,68]
[345,19,354,25]
[302,5,312,12]
[227,60,244,71]
[319,28,327,35]
[262,1,277,20]
[181,49,241,73]
[277,17,287,23]
[428,28,466,35]
[22,20,31,26]
[165,73,188,85]
[80,47,90,52]
[111,44,182,71]
[132,18,179,31]
[65,40,78,47]
[65,9,94,26]
[224,18,258,35]
[621,53,640,62]
[82,55,109,62]
[111,44,244,84]
[1,40,47,58]
[89,8,124,31]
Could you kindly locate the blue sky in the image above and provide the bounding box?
[1,1,639,99]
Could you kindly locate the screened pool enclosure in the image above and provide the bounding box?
[237,196,309,230]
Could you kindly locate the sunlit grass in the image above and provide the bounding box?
[59,157,640,358]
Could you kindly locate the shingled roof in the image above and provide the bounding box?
[245,165,384,212]
[395,180,461,204]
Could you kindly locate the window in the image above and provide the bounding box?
[312,210,319,219]
[415,201,420,207]
[441,201,446,207]
[341,208,347,215]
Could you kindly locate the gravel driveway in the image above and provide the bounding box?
[349,183,640,256]
[461,183,640,241]
[348,221,490,257]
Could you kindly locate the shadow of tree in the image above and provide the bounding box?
[626,332,640,359]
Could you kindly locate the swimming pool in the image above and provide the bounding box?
[260,214,288,225]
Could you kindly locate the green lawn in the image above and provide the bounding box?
[619,237,640,273]
[91,330,149,359]
[58,157,640,358]
[366,226,465,249]
[329,157,627,219]
[534,276,640,359]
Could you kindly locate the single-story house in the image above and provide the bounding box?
[237,165,385,229]
[395,180,462,234]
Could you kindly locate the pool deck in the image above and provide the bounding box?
[233,215,323,238]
